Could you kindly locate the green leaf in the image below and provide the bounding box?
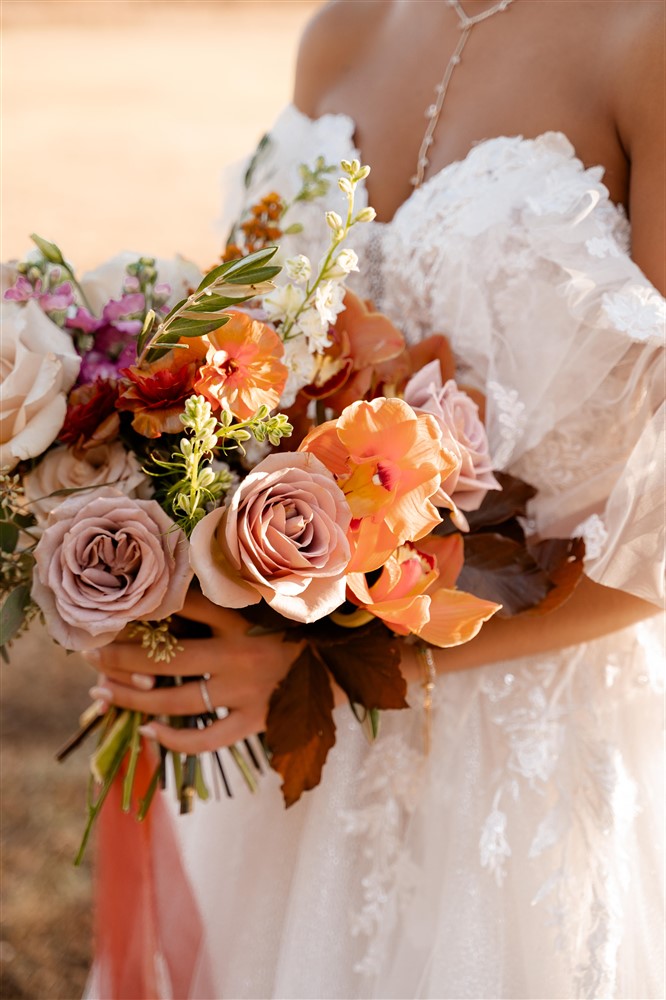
[222,265,281,285]
[30,233,65,265]
[166,317,232,338]
[265,646,336,807]
[136,309,157,356]
[160,296,188,326]
[0,584,30,647]
[197,246,279,293]
[182,295,248,314]
[0,520,19,553]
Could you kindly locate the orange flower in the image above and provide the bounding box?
[194,311,288,421]
[300,396,460,572]
[302,291,406,413]
[345,534,500,647]
[118,341,207,438]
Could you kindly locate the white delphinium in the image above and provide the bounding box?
[297,307,333,353]
[314,280,346,328]
[280,336,319,408]
[322,247,359,281]
[284,254,312,285]
[263,283,306,324]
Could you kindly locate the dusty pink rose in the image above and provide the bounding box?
[24,442,151,530]
[190,452,352,623]
[404,361,500,511]
[31,487,192,650]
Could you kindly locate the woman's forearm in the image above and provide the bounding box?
[401,576,663,681]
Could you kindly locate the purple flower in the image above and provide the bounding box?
[67,292,145,384]
[4,274,75,313]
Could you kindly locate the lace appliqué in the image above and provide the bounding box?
[341,733,426,977]
[602,286,666,344]
[487,380,527,467]
[479,652,641,999]
[574,513,609,560]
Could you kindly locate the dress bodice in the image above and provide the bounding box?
[224,104,665,606]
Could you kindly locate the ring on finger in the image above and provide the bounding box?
[199,674,215,716]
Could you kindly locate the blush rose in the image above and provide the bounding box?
[189,452,352,623]
[404,360,500,511]
[31,487,192,650]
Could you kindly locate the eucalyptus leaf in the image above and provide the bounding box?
[0,520,19,554]
[0,584,30,647]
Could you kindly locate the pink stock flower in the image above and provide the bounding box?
[189,452,352,623]
[4,273,75,313]
[404,361,500,511]
[31,487,192,651]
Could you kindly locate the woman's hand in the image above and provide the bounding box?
[82,590,303,754]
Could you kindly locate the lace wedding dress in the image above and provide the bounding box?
[91,106,665,1000]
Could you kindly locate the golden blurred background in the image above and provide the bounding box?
[1,2,319,996]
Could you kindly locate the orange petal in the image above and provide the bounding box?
[417,587,500,647]
[418,533,465,589]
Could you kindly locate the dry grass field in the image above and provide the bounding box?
[1,3,318,996]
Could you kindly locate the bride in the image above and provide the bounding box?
[86,1,665,997]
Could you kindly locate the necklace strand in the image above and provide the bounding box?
[411,0,515,188]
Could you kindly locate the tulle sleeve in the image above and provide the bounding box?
[378,132,665,607]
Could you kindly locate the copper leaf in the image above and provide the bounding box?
[524,536,586,615]
[317,621,408,711]
[458,533,552,617]
[266,646,336,807]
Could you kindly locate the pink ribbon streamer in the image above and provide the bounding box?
[94,749,213,999]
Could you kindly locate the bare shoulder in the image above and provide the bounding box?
[293,0,388,116]
[606,1,665,146]
[606,1,665,291]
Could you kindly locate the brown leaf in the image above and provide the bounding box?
[317,621,408,711]
[464,471,538,532]
[265,646,336,807]
[524,536,586,616]
[458,533,552,617]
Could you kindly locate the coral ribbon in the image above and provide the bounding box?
[95,748,212,999]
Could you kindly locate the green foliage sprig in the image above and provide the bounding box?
[137,247,282,365]
[147,395,293,535]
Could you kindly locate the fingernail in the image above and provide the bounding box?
[138,724,157,740]
[84,650,101,666]
[131,673,155,691]
[89,685,113,701]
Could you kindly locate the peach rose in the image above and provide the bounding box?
[31,487,192,650]
[404,361,500,511]
[189,452,352,623]
[1,296,80,470]
[23,442,151,529]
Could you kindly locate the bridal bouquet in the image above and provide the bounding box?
[0,158,584,859]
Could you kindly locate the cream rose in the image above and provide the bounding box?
[24,443,152,528]
[78,252,201,315]
[1,297,80,470]
[404,360,500,511]
[31,487,192,650]
[190,452,352,623]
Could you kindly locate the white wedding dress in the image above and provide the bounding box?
[91,105,665,1000]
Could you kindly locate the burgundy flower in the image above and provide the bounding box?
[59,379,120,450]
